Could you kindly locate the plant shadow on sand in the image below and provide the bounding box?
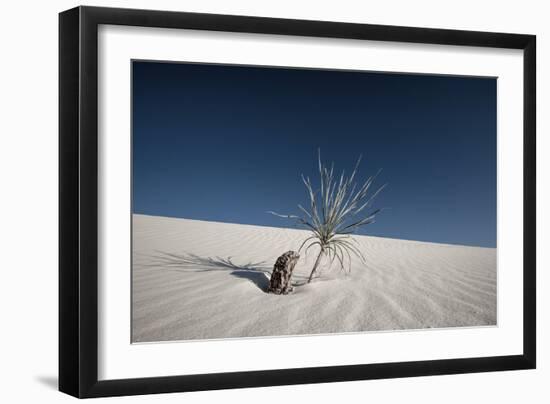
[140,251,310,292]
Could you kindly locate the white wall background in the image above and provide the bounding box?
[0,0,546,402]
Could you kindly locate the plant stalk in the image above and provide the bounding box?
[307,248,325,283]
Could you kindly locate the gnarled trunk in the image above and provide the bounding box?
[268,251,300,294]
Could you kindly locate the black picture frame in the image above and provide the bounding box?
[59,5,536,398]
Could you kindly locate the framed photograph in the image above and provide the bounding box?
[59,6,536,398]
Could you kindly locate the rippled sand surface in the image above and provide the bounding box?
[132,214,496,342]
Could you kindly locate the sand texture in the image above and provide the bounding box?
[132,214,497,342]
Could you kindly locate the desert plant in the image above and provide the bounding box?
[269,150,385,283]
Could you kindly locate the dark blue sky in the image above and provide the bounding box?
[132,61,496,248]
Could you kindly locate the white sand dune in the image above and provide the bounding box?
[132,214,497,343]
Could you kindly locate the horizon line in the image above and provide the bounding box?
[132,212,496,250]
